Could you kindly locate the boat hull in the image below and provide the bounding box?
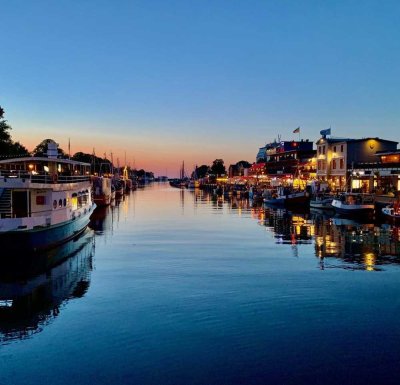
[264,193,309,207]
[310,199,333,210]
[0,205,95,255]
[331,200,374,216]
[93,194,111,207]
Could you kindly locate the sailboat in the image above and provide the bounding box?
[169,161,188,188]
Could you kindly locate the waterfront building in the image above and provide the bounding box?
[256,141,280,163]
[352,149,400,192]
[248,162,267,181]
[316,136,398,191]
[264,140,316,183]
[228,161,251,178]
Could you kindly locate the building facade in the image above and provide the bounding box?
[316,136,398,191]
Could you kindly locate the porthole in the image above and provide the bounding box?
[59,199,62,207]
[63,198,67,207]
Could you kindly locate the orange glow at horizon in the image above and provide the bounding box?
[16,130,256,178]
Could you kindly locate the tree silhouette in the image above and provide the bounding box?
[210,159,226,176]
[32,139,67,158]
[0,106,29,158]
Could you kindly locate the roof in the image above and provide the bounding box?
[316,137,398,145]
[0,156,91,167]
[375,149,400,156]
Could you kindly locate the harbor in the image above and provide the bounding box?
[2,1,400,383]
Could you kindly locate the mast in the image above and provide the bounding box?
[181,161,185,179]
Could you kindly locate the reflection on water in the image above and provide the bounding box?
[192,189,400,270]
[313,214,400,271]
[2,184,400,385]
[0,229,95,344]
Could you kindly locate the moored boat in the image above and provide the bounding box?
[92,176,112,206]
[331,193,374,216]
[264,186,310,207]
[0,141,95,254]
[310,194,334,210]
[112,178,124,197]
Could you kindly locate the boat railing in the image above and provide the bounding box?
[0,170,90,183]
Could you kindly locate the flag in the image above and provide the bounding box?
[293,127,300,134]
[320,128,331,136]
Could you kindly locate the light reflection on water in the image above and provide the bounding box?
[1,183,400,385]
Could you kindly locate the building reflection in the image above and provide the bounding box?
[0,229,95,344]
[313,214,400,270]
[257,206,400,270]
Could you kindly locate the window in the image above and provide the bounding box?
[333,146,336,153]
[53,200,57,209]
[340,158,344,169]
[332,159,337,169]
[341,145,344,152]
[322,146,326,155]
[59,199,63,207]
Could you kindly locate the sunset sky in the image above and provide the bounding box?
[1,0,399,177]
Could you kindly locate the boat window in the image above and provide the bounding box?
[63,198,67,207]
[53,200,57,209]
[59,199,63,208]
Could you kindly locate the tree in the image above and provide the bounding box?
[236,160,251,168]
[32,139,67,158]
[0,106,29,158]
[194,164,209,179]
[72,151,112,174]
[210,159,226,176]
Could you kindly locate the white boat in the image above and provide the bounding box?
[92,176,113,206]
[0,141,96,253]
[331,193,374,216]
[382,203,400,223]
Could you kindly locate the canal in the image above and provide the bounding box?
[1,183,400,384]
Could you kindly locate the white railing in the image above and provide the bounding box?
[0,170,90,184]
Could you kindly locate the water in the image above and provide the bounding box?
[1,183,400,385]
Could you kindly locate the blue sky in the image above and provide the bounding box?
[1,0,399,176]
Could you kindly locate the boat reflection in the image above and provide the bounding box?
[0,229,95,344]
[261,207,314,245]
[89,205,114,234]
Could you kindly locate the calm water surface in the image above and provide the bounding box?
[1,183,400,385]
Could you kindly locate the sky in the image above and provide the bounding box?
[1,0,399,177]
